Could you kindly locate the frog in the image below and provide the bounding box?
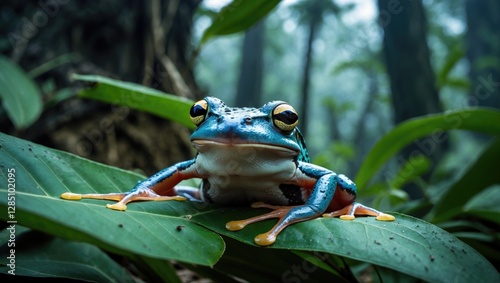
[61,96,395,246]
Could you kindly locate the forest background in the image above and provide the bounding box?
[0,0,499,282]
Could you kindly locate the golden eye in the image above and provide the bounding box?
[190,100,208,126]
[272,104,298,132]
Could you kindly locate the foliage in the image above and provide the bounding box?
[199,0,281,46]
[355,108,500,190]
[430,138,500,222]
[0,54,78,130]
[1,75,499,282]
[1,0,499,282]
[0,226,137,282]
[436,45,470,91]
[73,74,195,130]
[0,55,42,129]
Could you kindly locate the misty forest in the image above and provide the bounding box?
[0,0,499,282]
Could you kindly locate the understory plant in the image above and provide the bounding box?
[1,74,499,282]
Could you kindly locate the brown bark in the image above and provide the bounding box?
[2,0,202,175]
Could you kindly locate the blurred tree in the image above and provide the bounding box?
[235,19,265,107]
[293,0,340,137]
[378,0,447,199]
[349,63,381,175]
[326,49,384,177]
[465,0,500,109]
[0,0,201,175]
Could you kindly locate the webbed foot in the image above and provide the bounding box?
[322,202,395,221]
[226,202,306,246]
[60,188,186,211]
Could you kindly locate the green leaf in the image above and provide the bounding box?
[192,210,500,283]
[356,108,500,190]
[45,88,76,108]
[1,133,498,282]
[131,256,182,283]
[181,262,245,283]
[389,155,431,189]
[430,138,500,222]
[0,132,224,266]
[211,236,347,282]
[374,265,420,283]
[331,58,385,75]
[0,55,43,129]
[291,250,345,278]
[72,74,195,129]
[0,228,136,282]
[200,0,281,45]
[463,184,500,225]
[437,45,464,90]
[28,53,81,78]
[441,77,470,90]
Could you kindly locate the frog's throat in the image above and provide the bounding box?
[192,139,299,156]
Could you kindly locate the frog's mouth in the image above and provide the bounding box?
[192,139,299,157]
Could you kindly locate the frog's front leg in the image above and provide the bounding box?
[60,159,199,211]
[227,163,338,246]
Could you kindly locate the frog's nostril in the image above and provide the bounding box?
[244,116,252,124]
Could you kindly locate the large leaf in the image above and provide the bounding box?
[430,137,500,222]
[180,236,347,283]
[192,210,499,283]
[72,74,195,129]
[436,45,465,90]
[0,55,43,129]
[1,133,498,282]
[356,108,500,189]
[211,236,347,283]
[0,227,136,282]
[131,256,182,283]
[463,185,500,225]
[0,132,223,266]
[200,0,281,45]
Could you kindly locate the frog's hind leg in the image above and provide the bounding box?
[60,190,186,211]
[226,202,308,246]
[226,202,293,231]
[173,185,202,202]
[323,202,395,221]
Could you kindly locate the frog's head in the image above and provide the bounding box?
[189,96,305,158]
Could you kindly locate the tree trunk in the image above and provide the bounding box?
[2,0,201,175]
[299,10,321,138]
[235,19,265,107]
[348,68,379,175]
[378,0,446,199]
[465,0,500,109]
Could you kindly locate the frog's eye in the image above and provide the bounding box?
[272,104,298,132]
[190,100,208,126]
